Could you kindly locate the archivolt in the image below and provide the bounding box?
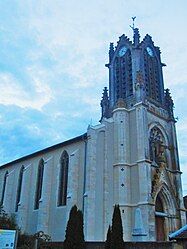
[155,183,177,215]
[148,122,169,147]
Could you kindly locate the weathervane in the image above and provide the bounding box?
[130,16,136,32]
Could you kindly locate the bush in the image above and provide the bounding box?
[0,204,35,249]
[105,225,112,249]
[0,203,17,230]
[64,205,85,249]
[105,205,124,249]
[17,233,35,249]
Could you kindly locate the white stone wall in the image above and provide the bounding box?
[0,100,185,242]
[84,101,185,242]
[0,139,85,241]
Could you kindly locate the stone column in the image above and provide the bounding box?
[113,108,129,165]
[113,108,130,204]
[103,120,114,241]
[94,130,105,240]
[84,127,97,241]
[113,107,132,240]
[135,104,147,161]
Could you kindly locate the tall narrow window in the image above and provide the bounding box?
[144,49,161,103]
[58,151,69,206]
[15,166,24,212]
[114,49,132,102]
[34,159,44,210]
[1,171,8,205]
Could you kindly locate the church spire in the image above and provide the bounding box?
[103,25,167,119]
[100,87,111,119]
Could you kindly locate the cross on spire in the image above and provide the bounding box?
[130,16,140,45]
[130,16,136,32]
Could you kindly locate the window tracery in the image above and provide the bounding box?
[149,127,166,164]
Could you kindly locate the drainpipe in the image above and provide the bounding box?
[82,133,87,213]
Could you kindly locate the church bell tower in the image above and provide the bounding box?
[101,27,172,118]
[85,25,186,242]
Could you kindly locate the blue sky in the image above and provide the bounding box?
[0,0,187,196]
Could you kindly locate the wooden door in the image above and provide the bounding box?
[155,216,165,241]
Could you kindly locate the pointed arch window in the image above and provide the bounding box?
[1,171,8,205]
[144,49,161,103]
[114,49,132,101]
[15,166,24,212]
[34,159,44,210]
[149,127,166,164]
[58,151,69,206]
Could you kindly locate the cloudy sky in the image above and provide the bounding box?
[0,0,187,195]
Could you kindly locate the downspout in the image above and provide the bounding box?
[82,133,87,213]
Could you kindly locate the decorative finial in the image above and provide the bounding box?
[109,42,114,61]
[100,87,111,119]
[130,16,136,32]
[165,88,174,118]
[130,17,140,45]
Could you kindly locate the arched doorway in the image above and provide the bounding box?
[155,194,166,241]
[155,185,178,241]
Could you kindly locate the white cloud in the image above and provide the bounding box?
[0,0,187,196]
[0,72,53,110]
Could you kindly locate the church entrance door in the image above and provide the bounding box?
[155,194,167,241]
[155,215,165,241]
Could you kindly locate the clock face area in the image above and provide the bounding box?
[146,46,154,57]
[119,46,127,57]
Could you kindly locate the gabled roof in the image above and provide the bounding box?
[0,133,87,169]
[169,225,187,240]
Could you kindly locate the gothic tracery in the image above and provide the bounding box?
[149,127,166,164]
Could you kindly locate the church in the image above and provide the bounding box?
[0,27,186,242]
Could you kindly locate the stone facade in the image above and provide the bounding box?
[0,29,186,242]
[0,135,86,241]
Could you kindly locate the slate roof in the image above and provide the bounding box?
[169,225,187,240]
